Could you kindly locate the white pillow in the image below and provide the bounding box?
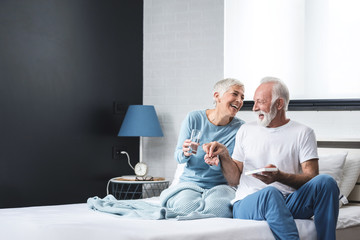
[318,147,360,207]
[339,153,360,200]
[169,163,185,188]
[318,152,347,186]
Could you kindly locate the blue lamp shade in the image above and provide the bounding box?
[118,105,164,137]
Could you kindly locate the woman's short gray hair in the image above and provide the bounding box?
[213,78,244,98]
[260,76,290,111]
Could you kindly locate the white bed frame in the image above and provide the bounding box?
[0,140,359,240]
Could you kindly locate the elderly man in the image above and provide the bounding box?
[203,77,339,240]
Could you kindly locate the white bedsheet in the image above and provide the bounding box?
[0,203,317,240]
[1,202,359,240]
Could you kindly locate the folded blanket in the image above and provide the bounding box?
[87,182,235,220]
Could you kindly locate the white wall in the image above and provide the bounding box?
[143,0,225,180]
[224,0,306,99]
[144,0,360,182]
[224,0,360,100]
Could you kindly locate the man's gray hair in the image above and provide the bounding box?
[213,78,244,98]
[261,76,290,111]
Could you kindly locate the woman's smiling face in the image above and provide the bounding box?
[216,85,244,117]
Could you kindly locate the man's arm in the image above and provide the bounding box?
[203,142,243,186]
[278,159,319,189]
[253,159,319,189]
[222,155,243,187]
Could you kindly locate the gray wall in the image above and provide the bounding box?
[0,0,143,208]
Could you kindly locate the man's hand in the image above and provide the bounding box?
[251,160,319,189]
[202,141,227,158]
[203,141,242,186]
[251,164,279,184]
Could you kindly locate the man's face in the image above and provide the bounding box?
[252,82,277,127]
[255,102,277,127]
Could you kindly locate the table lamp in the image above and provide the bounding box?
[117,105,163,176]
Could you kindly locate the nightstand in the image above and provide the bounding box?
[107,176,169,200]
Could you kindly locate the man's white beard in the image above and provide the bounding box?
[255,103,277,127]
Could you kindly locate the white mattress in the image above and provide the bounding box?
[0,202,359,240]
[337,203,360,229]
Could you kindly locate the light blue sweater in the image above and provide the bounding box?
[174,110,245,189]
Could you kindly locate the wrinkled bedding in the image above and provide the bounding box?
[87,182,235,220]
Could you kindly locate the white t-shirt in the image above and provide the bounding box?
[231,120,318,203]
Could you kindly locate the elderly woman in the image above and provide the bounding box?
[174,78,245,189]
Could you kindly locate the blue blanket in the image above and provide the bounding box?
[87,182,235,220]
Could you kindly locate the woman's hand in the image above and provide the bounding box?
[182,139,192,157]
[202,141,227,165]
[204,154,220,166]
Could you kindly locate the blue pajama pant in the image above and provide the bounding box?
[233,174,339,240]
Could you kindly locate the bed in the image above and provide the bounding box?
[1,140,360,240]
